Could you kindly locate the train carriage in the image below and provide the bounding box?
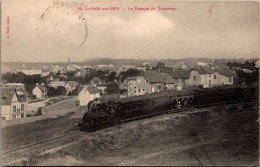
[79,85,257,132]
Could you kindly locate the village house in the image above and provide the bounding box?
[169,70,190,90]
[213,68,236,85]
[1,87,27,120]
[188,66,215,88]
[32,83,47,99]
[67,64,82,72]
[91,77,106,86]
[48,81,66,88]
[77,85,101,106]
[126,70,175,97]
[41,67,53,76]
[64,81,79,94]
[21,70,42,76]
[4,83,25,89]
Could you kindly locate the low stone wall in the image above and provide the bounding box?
[41,99,78,115]
[1,98,80,128]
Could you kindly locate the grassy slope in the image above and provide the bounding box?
[19,102,259,166]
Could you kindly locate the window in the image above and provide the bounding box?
[209,80,211,85]
[21,104,24,111]
[145,80,148,83]
[183,79,185,84]
[229,77,232,83]
[143,89,145,92]
[193,76,196,81]
[13,106,16,113]
[209,74,211,77]
[135,90,136,93]
[138,89,141,93]
[137,79,140,83]
[21,113,24,118]
[214,75,216,79]
[12,115,16,119]
[84,90,87,94]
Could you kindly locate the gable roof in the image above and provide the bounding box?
[191,66,214,74]
[65,81,79,87]
[36,84,46,91]
[215,68,236,77]
[142,71,175,84]
[78,85,101,95]
[1,87,16,105]
[170,70,190,79]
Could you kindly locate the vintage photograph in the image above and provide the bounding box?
[1,0,259,166]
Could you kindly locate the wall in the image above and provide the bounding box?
[41,98,78,114]
[1,106,80,128]
[32,87,41,99]
[188,70,201,86]
[78,89,100,106]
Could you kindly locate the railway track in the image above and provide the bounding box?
[2,100,256,164]
[2,131,83,162]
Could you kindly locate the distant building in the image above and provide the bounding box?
[170,69,190,86]
[127,71,175,97]
[22,70,42,75]
[4,83,25,89]
[48,81,66,88]
[188,66,215,88]
[1,87,27,120]
[41,68,52,77]
[64,81,79,94]
[32,83,47,99]
[214,68,236,85]
[90,77,106,86]
[67,64,81,72]
[77,85,101,106]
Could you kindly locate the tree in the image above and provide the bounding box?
[47,87,57,97]
[120,68,142,81]
[155,62,165,69]
[105,82,120,94]
[108,71,117,82]
[56,86,67,95]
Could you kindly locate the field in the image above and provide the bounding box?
[2,102,259,166]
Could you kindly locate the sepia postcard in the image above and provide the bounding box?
[1,0,259,166]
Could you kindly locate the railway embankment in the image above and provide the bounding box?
[14,102,259,166]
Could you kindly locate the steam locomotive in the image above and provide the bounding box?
[78,85,258,131]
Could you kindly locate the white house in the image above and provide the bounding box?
[1,87,27,120]
[48,81,66,88]
[77,85,101,106]
[32,83,47,99]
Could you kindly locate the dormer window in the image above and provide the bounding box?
[2,96,7,103]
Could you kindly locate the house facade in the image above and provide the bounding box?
[32,83,47,99]
[126,71,175,97]
[77,85,101,106]
[188,66,214,88]
[48,81,66,88]
[213,68,235,85]
[64,81,79,94]
[1,87,27,120]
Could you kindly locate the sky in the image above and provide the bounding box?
[1,0,259,62]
